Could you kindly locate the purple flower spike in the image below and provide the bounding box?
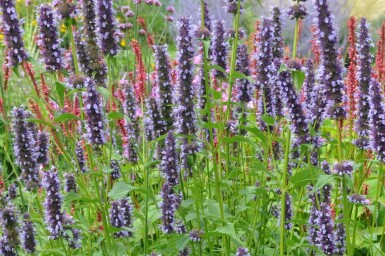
[0,205,20,256]
[272,7,284,60]
[354,18,373,149]
[37,4,63,71]
[109,200,124,237]
[224,0,243,14]
[154,45,173,132]
[236,247,251,256]
[64,173,77,193]
[314,0,346,119]
[235,44,252,104]
[160,182,180,234]
[42,167,64,239]
[200,1,212,32]
[348,194,370,205]
[36,131,50,165]
[75,141,88,173]
[256,18,276,130]
[144,97,166,141]
[316,202,336,255]
[21,213,36,254]
[110,160,121,180]
[83,77,107,146]
[12,107,39,191]
[211,20,228,79]
[96,0,119,56]
[369,78,385,162]
[287,4,307,20]
[189,229,204,242]
[278,71,309,139]
[118,197,133,237]
[334,215,346,255]
[333,161,353,176]
[179,247,191,256]
[0,0,29,67]
[160,132,180,187]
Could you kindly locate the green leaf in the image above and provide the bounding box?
[210,64,227,74]
[310,175,335,193]
[291,70,305,90]
[54,113,79,123]
[55,81,66,108]
[108,181,136,200]
[290,167,323,187]
[215,223,236,238]
[97,87,109,100]
[261,114,275,126]
[203,40,211,59]
[176,235,190,251]
[107,111,124,120]
[27,118,55,129]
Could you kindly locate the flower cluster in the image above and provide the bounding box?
[0,0,29,67]
[36,131,50,165]
[83,78,107,146]
[236,247,251,256]
[287,4,307,20]
[64,173,77,193]
[333,161,354,176]
[0,205,20,256]
[354,18,373,149]
[314,0,346,119]
[211,20,228,79]
[20,213,36,254]
[37,4,63,71]
[348,194,370,205]
[42,168,64,239]
[96,0,119,56]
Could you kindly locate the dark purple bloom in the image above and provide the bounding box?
[83,77,107,146]
[309,66,328,130]
[236,247,251,256]
[110,160,121,180]
[81,0,107,87]
[96,0,119,56]
[348,194,369,205]
[224,0,243,14]
[287,4,307,20]
[189,229,204,242]
[109,200,124,236]
[284,192,293,230]
[37,4,63,71]
[175,17,198,165]
[314,0,346,119]
[144,97,166,141]
[368,77,385,162]
[154,45,173,132]
[123,120,139,163]
[179,247,191,256]
[74,32,89,74]
[160,132,180,187]
[0,0,28,67]
[199,1,212,32]
[235,44,252,104]
[118,197,134,237]
[354,18,373,149]
[315,202,336,255]
[12,107,39,191]
[43,168,64,239]
[302,60,315,112]
[20,213,36,254]
[272,7,284,60]
[6,184,17,201]
[333,161,353,176]
[0,205,20,256]
[256,18,276,130]
[321,160,331,174]
[307,185,320,247]
[278,71,309,140]
[64,173,77,193]
[53,0,76,19]
[160,182,181,234]
[211,20,228,79]
[36,131,50,165]
[75,141,87,173]
[334,215,346,255]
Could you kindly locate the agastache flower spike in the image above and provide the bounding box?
[302,60,315,112]
[334,215,346,255]
[64,173,77,193]
[154,45,174,132]
[354,18,373,149]
[161,132,180,187]
[160,182,180,234]
[175,17,198,165]
[36,131,50,165]
[20,213,36,254]
[200,1,212,32]
[236,247,251,256]
[211,20,228,79]
[272,7,284,61]
[368,78,385,162]
[43,167,64,239]
[37,4,63,71]
[144,97,166,141]
[83,77,107,146]
[256,18,276,130]
[12,107,39,191]
[314,0,346,119]
[118,197,134,237]
[0,205,20,256]
[0,0,29,67]
[110,160,121,180]
[224,0,243,14]
[96,0,119,56]
[235,44,252,104]
[75,141,88,173]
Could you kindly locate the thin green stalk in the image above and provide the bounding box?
[280,129,291,256]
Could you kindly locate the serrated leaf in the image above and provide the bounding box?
[176,235,190,251]
[291,70,305,90]
[261,114,275,126]
[108,181,136,200]
[290,168,323,187]
[97,87,109,100]
[55,81,66,107]
[54,113,79,123]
